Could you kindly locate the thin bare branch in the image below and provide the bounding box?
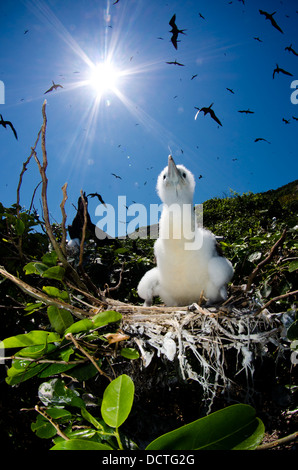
[60,183,68,257]
[257,430,298,450]
[246,228,287,292]
[35,405,70,441]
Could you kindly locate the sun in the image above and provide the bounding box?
[88,61,120,97]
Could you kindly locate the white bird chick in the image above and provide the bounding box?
[137,155,234,307]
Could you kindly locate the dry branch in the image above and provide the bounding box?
[60,183,68,257]
[245,228,287,292]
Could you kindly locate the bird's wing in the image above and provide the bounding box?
[270,17,283,33]
[171,35,178,49]
[169,14,176,27]
[6,121,18,140]
[209,109,222,126]
[281,68,293,76]
[44,86,54,94]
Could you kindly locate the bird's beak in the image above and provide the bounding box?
[167,155,185,185]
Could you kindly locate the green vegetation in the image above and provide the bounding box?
[0,179,297,450]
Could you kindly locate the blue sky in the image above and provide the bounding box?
[1,0,297,237]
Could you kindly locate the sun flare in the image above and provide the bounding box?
[88,62,120,97]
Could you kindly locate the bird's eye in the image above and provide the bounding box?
[182,172,186,178]
[163,174,166,180]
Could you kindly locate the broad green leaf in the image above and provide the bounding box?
[47,305,74,335]
[6,360,47,385]
[31,414,57,439]
[81,408,104,430]
[42,266,65,281]
[17,343,57,359]
[42,286,69,302]
[14,218,25,236]
[38,378,85,408]
[92,310,122,328]
[146,404,264,450]
[64,360,101,382]
[42,251,58,266]
[23,261,49,276]
[46,407,72,420]
[24,301,44,314]
[101,374,134,428]
[3,330,60,348]
[288,260,298,273]
[50,439,113,450]
[287,320,298,341]
[64,319,94,335]
[38,362,77,378]
[120,348,140,360]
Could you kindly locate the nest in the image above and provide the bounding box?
[120,288,289,408]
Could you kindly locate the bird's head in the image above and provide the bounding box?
[157,155,195,205]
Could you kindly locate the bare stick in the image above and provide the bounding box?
[35,405,70,441]
[257,430,298,450]
[60,183,68,257]
[79,189,87,268]
[65,332,112,382]
[245,229,287,292]
[254,289,298,315]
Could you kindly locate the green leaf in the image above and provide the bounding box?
[120,348,140,360]
[14,218,25,236]
[42,251,58,266]
[31,414,57,439]
[42,266,65,281]
[64,360,101,381]
[17,343,57,359]
[23,261,49,276]
[101,374,134,428]
[146,404,265,450]
[81,408,104,430]
[64,319,94,335]
[287,320,298,341]
[3,330,60,348]
[38,378,85,408]
[42,286,69,302]
[288,260,298,273]
[92,310,122,328]
[50,439,113,450]
[47,305,74,335]
[38,362,77,378]
[24,301,44,314]
[6,360,47,385]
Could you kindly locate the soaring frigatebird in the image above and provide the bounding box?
[194,103,222,126]
[44,81,63,94]
[285,44,298,56]
[259,10,283,34]
[273,64,293,79]
[0,114,18,140]
[169,14,186,50]
[166,60,185,66]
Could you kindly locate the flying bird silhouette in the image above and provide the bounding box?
[285,44,298,56]
[259,10,283,34]
[226,88,235,94]
[282,118,290,124]
[166,60,185,66]
[87,192,106,206]
[169,14,186,50]
[254,138,271,144]
[191,74,198,80]
[238,109,254,114]
[292,116,298,121]
[111,173,122,179]
[44,81,63,94]
[0,114,18,140]
[194,103,222,126]
[273,64,293,79]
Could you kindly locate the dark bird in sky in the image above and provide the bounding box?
[111,173,122,179]
[0,114,18,140]
[226,88,235,94]
[273,64,293,79]
[254,138,271,143]
[292,116,298,121]
[254,37,263,42]
[191,74,198,80]
[238,109,254,114]
[198,174,203,179]
[199,13,205,19]
[44,81,63,94]
[166,60,185,66]
[169,14,186,50]
[24,29,29,34]
[113,0,120,4]
[259,10,283,34]
[87,192,106,206]
[194,103,222,126]
[285,44,298,56]
[282,118,290,124]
